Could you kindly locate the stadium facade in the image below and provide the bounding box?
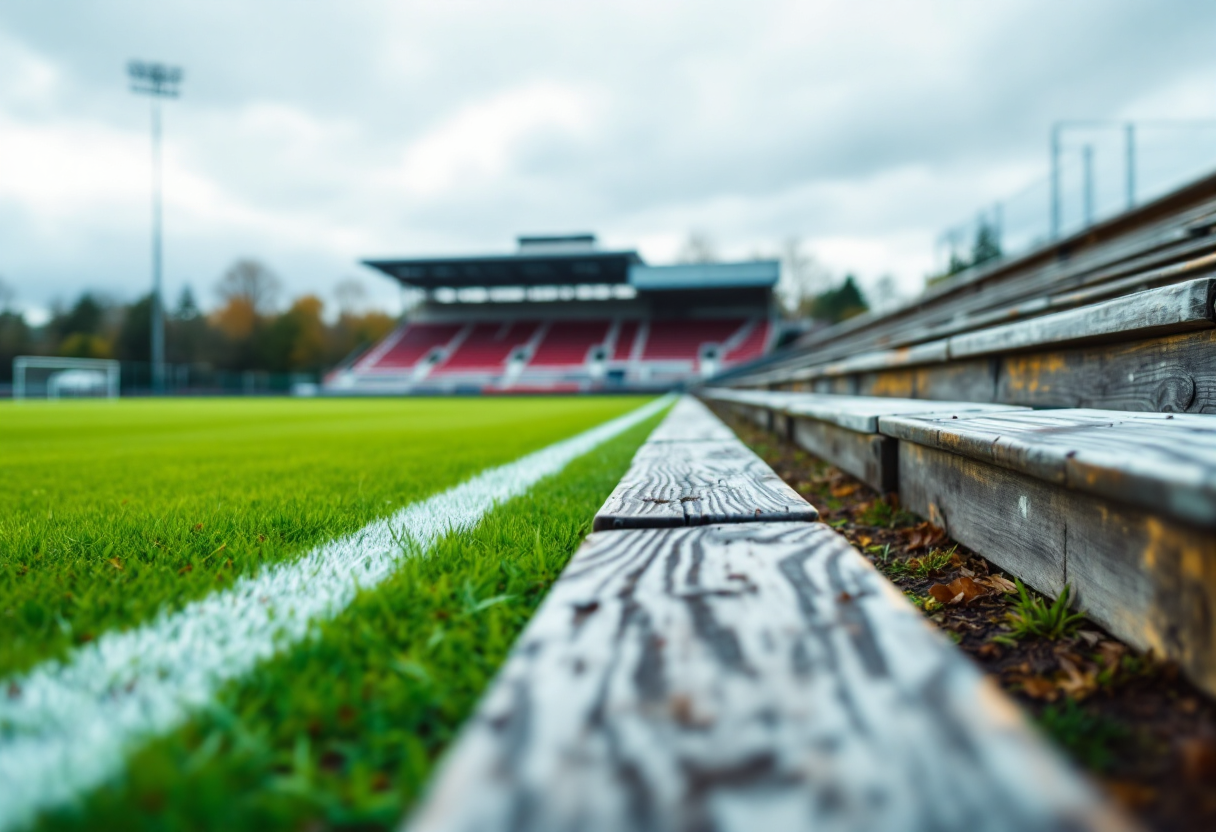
[325,234,779,394]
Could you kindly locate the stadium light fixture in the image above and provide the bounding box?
[127,60,183,394]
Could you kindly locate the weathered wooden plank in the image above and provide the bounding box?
[898,442,1216,697]
[882,408,1216,528]
[407,523,1130,832]
[947,277,1215,359]
[780,328,1216,412]
[782,395,1023,434]
[738,262,1216,392]
[593,439,818,530]
[996,328,1216,413]
[750,203,1216,379]
[704,388,1024,433]
[791,417,897,493]
[897,442,1067,595]
[646,396,739,443]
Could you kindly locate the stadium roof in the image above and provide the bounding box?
[364,249,644,289]
[628,261,779,291]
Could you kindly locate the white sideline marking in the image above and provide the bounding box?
[0,395,673,831]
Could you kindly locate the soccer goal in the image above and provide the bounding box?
[13,356,121,400]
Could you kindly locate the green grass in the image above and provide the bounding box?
[0,396,651,677]
[1000,580,1087,642]
[1036,699,1129,772]
[886,546,956,579]
[33,411,662,832]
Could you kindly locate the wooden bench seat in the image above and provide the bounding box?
[702,388,1025,492]
[407,397,1129,832]
[881,408,1216,695]
[594,398,818,530]
[880,409,1216,528]
[740,277,1216,413]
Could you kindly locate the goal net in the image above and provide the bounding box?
[13,356,121,400]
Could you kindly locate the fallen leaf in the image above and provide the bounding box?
[1017,675,1059,700]
[1178,735,1216,783]
[927,576,988,605]
[1056,656,1097,699]
[979,574,1018,594]
[1104,780,1158,809]
[928,584,957,604]
[976,642,1002,659]
[108,557,123,571]
[831,483,860,498]
[1096,641,1125,672]
[900,522,945,550]
[856,535,873,548]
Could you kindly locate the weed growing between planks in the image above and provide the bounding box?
[31,412,664,832]
[0,396,649,677]
[713,404,1216,832]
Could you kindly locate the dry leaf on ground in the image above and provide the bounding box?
[900,522,945,550]
[927,575,988,605]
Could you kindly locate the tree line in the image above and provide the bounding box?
[0,260,395,383]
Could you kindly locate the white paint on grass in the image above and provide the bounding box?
[0,395,673,831]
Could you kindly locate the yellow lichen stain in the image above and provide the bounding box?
[1003,353,1067,395]
[1071,461,1126,490]
[865,371,915,398]
[1137,515,1210,575]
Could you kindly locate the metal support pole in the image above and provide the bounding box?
[127,60,181,396]
[1083,144,1094,228]
[150,97,165,394]
[1125,122,1136,210]
[1050,123,1061,239]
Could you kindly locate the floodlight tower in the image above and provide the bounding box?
[127,61,183,394]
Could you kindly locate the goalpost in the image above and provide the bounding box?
[12,356,121,400]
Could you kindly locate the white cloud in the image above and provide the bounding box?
[0,0,1214,309]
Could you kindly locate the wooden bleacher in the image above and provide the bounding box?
[406,398,1132,832]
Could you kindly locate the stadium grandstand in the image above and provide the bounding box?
[324,234,778,394]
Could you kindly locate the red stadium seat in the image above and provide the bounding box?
[435,321,540,372]
[612,321,640,361]
[642,319,748,361]
[529,321,611,367]
[724,320,770,364]
[360,322,464,370]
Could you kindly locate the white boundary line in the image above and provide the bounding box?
[0,395,674,831]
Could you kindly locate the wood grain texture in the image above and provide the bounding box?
[741,204,1216,385]
[406,523,1130,832]
[947,277,1215,360]
[882,408,1216,528]
[898,443,1216,697]
[647,396,740,443]
[791,417,897,493]
[857,358,998,403]
[897,443,1067,595]
[996,328,1216,413]
[737,263,1216,391]
[703,388,1024,434]
[594,439,818,530]
[782,396,1023,434]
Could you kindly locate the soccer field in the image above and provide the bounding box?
[0,395,667,831]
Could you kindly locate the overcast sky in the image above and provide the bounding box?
[2,0,1215,320]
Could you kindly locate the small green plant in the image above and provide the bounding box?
[854,498,918,529]
[866,543,893,563]
[1003,580,1087,640]
[1037,698,1128,772]
[887,546,955,579]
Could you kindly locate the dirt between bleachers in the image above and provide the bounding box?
[712,406,1216,832]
